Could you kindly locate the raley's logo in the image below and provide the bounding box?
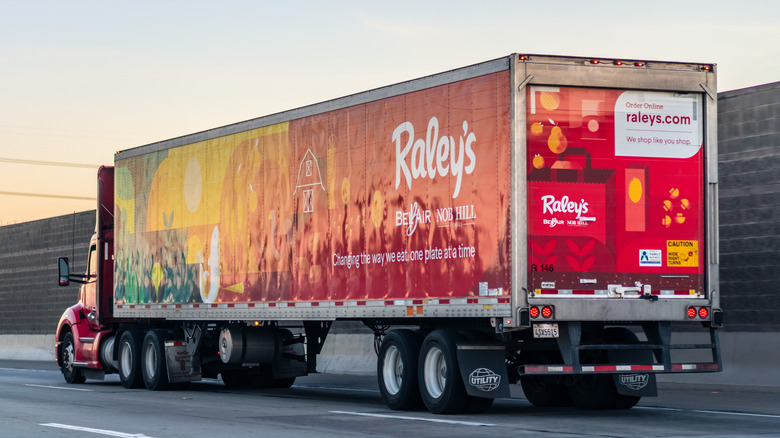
[393,117,476,199]
[619,373,649,391]
[541,195,589,220]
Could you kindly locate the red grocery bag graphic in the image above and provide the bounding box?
[529,148,615,275]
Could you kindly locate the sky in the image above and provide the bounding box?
[1,0,778,224]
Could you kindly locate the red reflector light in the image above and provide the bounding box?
[701,65,711,71]
[519,55,528,61]
[699,307,709,319]
[635,62,645,67]
[542,306,553,318]
[590,59,600,64]
[529,307,540,318]
[687,307,697,319]
[614,60,623,66]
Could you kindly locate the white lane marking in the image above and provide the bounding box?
[41,423,155,437]
[0,367,59,373]
[294,385,378,393]
[25,384,92,392]
[330,411,495,427]
[637,406,780,419]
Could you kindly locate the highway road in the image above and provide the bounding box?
[2,360,780,438]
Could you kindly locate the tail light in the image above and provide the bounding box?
[687,306,710,320]
[530,305,555,319]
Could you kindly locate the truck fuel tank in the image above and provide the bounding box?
[218,325,279,365]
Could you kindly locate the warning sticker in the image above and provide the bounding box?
[666,240,698,267]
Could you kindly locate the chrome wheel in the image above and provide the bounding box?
[382,345,403,395]
[422,346,446,399]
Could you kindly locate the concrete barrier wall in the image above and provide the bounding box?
[0,211,95,335]
[718,81,780,331]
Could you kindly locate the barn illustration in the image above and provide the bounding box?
[294,148,326,213]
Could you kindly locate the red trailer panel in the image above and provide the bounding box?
[114,72,512,312]
[526,86,705,297]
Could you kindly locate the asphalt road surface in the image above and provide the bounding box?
[2,360,779,438]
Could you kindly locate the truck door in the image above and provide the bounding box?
[96,166,115,325]
[526,86,706,298]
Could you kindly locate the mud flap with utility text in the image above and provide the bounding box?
[456,344,510,398]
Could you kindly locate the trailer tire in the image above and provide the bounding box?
[567,372,615,410]
[604,327,643,409]
[141,330,170,391]
[60,331,86,384]
[272,376,296,388]
[520,348,572,407]
[118,330,144,389]
[520,376,572,407]
[464,395,494,413]
[418,330,468,414]
[221,370,249,388]
[567,327,644,410]
[377,329,423,410]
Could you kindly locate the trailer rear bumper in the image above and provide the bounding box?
[520,322,722,376]
[524,362,720,375]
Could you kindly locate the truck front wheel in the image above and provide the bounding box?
[60,331,86,384]
[118,330,144,389]
[377,329,422,410]
[142,330,170,390]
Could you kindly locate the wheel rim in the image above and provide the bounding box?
[63,340,75,371]
[423,346,446,399]
[382,345,402,395]
[120,341,132,378]
[144,342,157,379]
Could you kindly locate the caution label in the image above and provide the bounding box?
[666,240,699,267]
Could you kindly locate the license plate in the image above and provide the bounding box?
[533,323,559,338]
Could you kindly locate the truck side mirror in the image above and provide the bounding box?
[58,257,70,286]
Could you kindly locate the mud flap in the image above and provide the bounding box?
[612,373,657,397]
[456,344,510,399]
[608,343,657,397]
[165,341,202,383]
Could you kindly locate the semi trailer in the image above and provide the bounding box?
[56,53,722,414]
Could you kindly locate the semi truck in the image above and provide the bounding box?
[56,53,722,414]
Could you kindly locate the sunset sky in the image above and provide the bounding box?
[1,0,778,224]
